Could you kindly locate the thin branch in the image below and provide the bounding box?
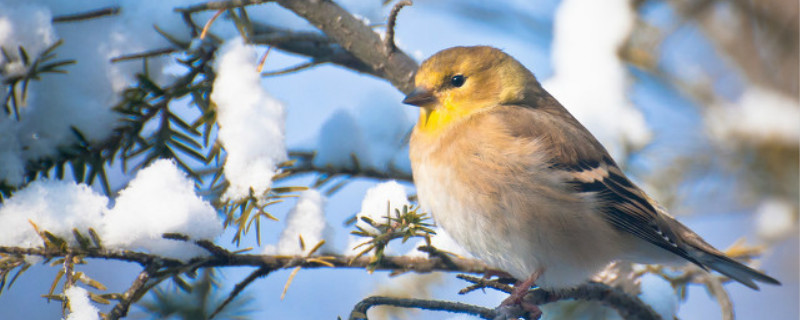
[261,60,324,77]
[349,296,496,320]
[110,48,178,63]
[52,6,120,23]
[384,1,413,54]
[175,0,273,13]
[350,281,662,320]
[274,0,419,93]
[256,46,272,73]
[456,274,514,295]
[250,23,378,77]
[288,151,413,182]
[209,267,271,319]
[200,9,226,40]
[522,282,661,320]
[107,264,159,320]
[0,245,488,275]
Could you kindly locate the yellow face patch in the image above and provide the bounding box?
[410,46,529,138]
[416,96,469,136]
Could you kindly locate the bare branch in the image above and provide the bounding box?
[110,48,178,63]
[209,267,271,319]
[107,264,159,320]
[274,0,418,93]
[287,151,413,182]
[250,23,379,77]
[0,245,488,275]
[349,296,496,320]
[52,6,120,23]
[349,281,661,320]
[261,60,324,77]
[384,1,413,54]
[175,0,273,13]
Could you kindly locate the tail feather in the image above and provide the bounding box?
[659,212,781,290]
[691,248,781,290]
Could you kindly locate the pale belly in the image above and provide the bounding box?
[411,161,630,289]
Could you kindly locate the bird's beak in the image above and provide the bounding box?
[402,87,436,107]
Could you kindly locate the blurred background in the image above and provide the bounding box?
[0,0,797,319]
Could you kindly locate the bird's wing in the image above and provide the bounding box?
[492,104,704,267]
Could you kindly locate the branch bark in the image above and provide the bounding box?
[348,281,662,320]
[0,245,488,275]
[274,0,418,93]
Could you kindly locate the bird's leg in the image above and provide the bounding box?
[501,270,543,319]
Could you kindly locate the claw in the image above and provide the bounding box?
[498,270,543,320]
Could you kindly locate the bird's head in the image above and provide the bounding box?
[403,46,540,135]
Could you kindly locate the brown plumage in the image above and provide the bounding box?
[404,46,780,295]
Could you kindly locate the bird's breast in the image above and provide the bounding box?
[409,117,631,288]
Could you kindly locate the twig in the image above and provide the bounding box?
[0,245,489,275]
[163,233,231,258]
[274,0,418,93]
[348,296,496,320]
[456,274,514,295]
[110,48,177,63]
[209,267,271,319]
[201,10,226,40]
[107,264,159,320]
[52,6,120,23]
[522,282,661,320]
[703,274,734,320]
[350,281,662,320]
[384,1,413,54]
[261,60,324,77]
[256,46,272,73]
[175,0,273,13]
[250,23,377,77]
[287,151,413,182]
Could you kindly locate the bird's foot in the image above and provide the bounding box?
[499,287,542,319]
[497,270,542,320]
[494,301,541,320]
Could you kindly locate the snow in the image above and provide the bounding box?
[102,159,222,260]
[638,273,679,320]
[0,1,57,185]
[313,94,412,174]
[0,159,222,261]
[0,179,108,248]
[211,37,288,203]
[707,86,800,145]
[264,189,333,255]
[542,0,650,162]
[0,0,241,186]
[64,286,100,320]
[347,180,411,254]
[314,110,369,170]
[755,198,797,242]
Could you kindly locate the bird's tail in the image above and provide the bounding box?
[656,205,781,290]
[687,243,781,290]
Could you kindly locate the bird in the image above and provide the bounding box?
[403,46,780,317]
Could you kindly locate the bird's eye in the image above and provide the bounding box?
[450,74,466,88]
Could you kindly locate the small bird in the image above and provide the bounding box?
[404,46,779,316]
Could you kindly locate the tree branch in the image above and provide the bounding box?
[0,245,487,275]
[52,6,121,23]
[274,0,418,93]
[175,0,273,13]
[349,296,496,320]
[287,151,413,182]
[384,1,413,54]
[107,264,159,320]
[349,280,661,320]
